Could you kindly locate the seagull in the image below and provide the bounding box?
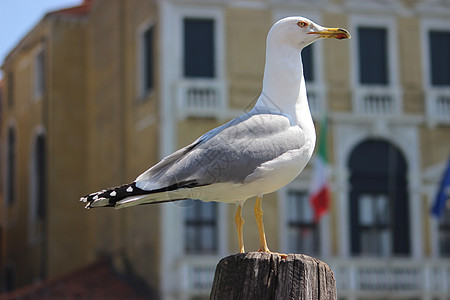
[80,16,350,254]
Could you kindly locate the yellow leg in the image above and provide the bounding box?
[255,195,270,252]
[235,204,245,253]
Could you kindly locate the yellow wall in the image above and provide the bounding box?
[323,13,352,113]
[226,8,270,110]
[2,0,450,295]
[398,17,424,114]
[1,21,52,287]
[86,0,161,293]
[46,18,94,278]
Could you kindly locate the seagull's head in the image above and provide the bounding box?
[268,16,351,50]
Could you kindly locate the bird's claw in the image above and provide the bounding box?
[257,249,288,259]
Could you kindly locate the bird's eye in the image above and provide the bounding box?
[297,21,308,28]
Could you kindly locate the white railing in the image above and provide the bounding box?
[176,257,450,299]
[329,258,450,299]
[306,82,326,118]
[177,256,220,298]
[176,79,228,120]
[426,88,450,125]
[354,86,401,116]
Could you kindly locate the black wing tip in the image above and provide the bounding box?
[80,180,206,209]
[80,182,148,208]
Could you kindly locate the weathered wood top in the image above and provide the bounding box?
[210,252,336,300]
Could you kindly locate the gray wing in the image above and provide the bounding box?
[135,108,305,191]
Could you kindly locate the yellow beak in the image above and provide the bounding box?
[308,27,351,40]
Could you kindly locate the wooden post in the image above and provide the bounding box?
[210,252,336,300]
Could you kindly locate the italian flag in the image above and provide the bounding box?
[309,117,331,222]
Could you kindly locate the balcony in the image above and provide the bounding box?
[177,256,219,299]
[330,258,450,299]
[426,88,450,126]
[353,86,401,117]
[306,82,326,118]
[176,79,228,120]
[176,257,450,299]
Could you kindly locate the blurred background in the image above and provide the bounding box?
[0,0,449,299]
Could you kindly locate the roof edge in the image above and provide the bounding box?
[2,1,93,67]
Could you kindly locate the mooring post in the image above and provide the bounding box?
[210,252,336,300]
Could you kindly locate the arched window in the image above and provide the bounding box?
[30,133,47,222]
[5,263,16,292]
[285,190,319,256]
[349,139,410,257]
[6,127,16,205]
[438,207,450,257]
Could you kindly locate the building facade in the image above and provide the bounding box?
[1,0,449,299]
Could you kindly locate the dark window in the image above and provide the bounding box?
[6,128,16,205]
[358,27,388,85]
[35,49,46,97]
[302,44,314,82]
[286,191,319,256]
[143,25,154,93]
[34,134,47,220]
[8,71,14,108]
[0,231,2,269]
[439,206,450,257]
[349,140,410,257]
[183,18,215,78]
[357,194,390,256]
[185,201,217,254]
[5,264,15,292]
[429,31,450,86]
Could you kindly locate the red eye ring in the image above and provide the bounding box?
[297,21,308,27]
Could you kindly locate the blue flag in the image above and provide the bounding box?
[431,157,450,218]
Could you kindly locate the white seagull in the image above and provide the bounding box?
[80,16,350,254]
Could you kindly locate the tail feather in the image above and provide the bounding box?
[80,182,148,209]
[114,194,181,209]
[80,180,201,209]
